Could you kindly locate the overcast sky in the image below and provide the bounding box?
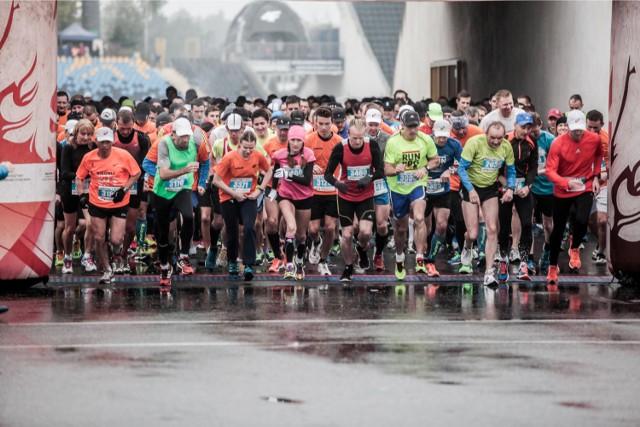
[162,0,340,25]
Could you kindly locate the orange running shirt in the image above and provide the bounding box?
[449,124,484,192]
[214,150,270,203]
[305,131,342,195]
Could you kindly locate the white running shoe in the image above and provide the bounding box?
[309,237,322,264]
[484,267,499,286]
[318,261,331,276]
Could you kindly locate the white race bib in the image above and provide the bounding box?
[426,178,445,195]
[166,174,188,192]
[313,174,335,192]
[346,165,370,181]
[397,172,418,186]
[130,181,138,196]
[515,177,526,190]
[229,177,252,193]
[71,179,90,195]
[373,178,388,196]
[97,186,119,201]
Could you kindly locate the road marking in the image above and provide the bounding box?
[1,340,640,351]
[4,318,640,327]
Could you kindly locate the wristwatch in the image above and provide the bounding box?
[506,186,515,192]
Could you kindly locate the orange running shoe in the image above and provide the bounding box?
[426,262,440,277]
[569,248,581,270]
[269,258,284,273]
[177,256,194,275]
[546,265,559,285]
[373,254,385,271]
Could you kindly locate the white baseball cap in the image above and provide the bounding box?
[433,119,452,138]
[65,119,78,134]
[96,127,114,142]
[226,113,243,131]
[365,109,382,124]
[173,117,193,136]
[567,110,586,131]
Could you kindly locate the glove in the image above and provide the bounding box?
[267,188,278,201]
[112,187,127,203]
[273,168,284,179]
[335,181,348,194]
[356,175,372,189]
[79,193,89,209]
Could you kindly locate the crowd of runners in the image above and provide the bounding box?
[52,87,609,287]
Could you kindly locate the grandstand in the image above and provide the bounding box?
[57,55,168,100]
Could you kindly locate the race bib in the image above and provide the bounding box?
[565,176,586,192]
[130,181,138,196]
[313,174,335,191]
[515,177,526,190]
[373,178,388,196]
[397,172,418,186]
[426,178,445,194]
[229,177,252,193]
[537,147,547,174]
[165,174,188,192]
[97,186,119,202]
[481,158,504,173]
[71,179,90,195]
[347,165,370,181]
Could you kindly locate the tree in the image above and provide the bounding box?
[58,0,80,31]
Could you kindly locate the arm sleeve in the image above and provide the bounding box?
[370,142,385,180]
[271,162,282,189]
[324,143,343,186]
[457,158,475,192]
[506,164,517,188]
[61,146,76,181]
[138,132,151,160]
[198,159,210,187]
[142,158,157,177]
[290,161,314,186]
[157,139,170,169]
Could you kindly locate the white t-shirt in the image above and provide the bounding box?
[480,107,525,133]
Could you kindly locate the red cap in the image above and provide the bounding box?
[547,108,563,119]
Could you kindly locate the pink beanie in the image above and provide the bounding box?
[287,125,306,142]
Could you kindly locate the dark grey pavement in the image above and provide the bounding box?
[2,277,640,426]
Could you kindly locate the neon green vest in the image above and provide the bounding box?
[153,136,197,199]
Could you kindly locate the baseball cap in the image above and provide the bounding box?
[156,112,171,127]
[547,108,563,119]
[70,98,85,108]
[332,107,346,123]
[383,100,394,111]
[96,127,114,142]
[100,108,116,125]
[121,99,135,109]
[403,111,421,127]
[433,119,452,138]
[567,110,586,131]
[277,114,291,130]
[65,119,78,134]
[365,109,382,124]
[427,102,443,121]
[119,106,133,113]
[397,104,415,120]
[271,110,284,121]
[288,125,306,142]
[226,113,243,131]
[135,102,150,119]
[268,102,280,112]
[515,113,534,127]
[173,117,193,136]
[291,110,306,126]
[450,114,469,130]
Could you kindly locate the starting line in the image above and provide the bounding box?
[47,274,616,285]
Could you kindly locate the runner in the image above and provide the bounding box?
[545,110,602,284]
[384,111,440,280]
[424,120,463,277]
[307,107,343,275]
[479,90,525,133]
[324,118,384,281]
[213,131,273,281]
[271,125,316,280]
[457,121,516,285]
[586,110,609,265]
[75,127,141,284]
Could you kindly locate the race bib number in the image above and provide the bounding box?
[129,181,138,196]
[229,177,252,193]
[537,147,547,174]
[397,172,418,186]
[373,178,388,196]
[481,158,504,173]
[347,165,370,181]
[98,186,119,202]
[565,176,586,192]
[313,174,335,192]
[165,174,188,192]
[515,177,526,190]
[71,179,90,195]
[426,178,445,194]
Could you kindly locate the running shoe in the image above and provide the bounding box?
[395,261,406,280]
[373,254,385,271]
[216,247,228,268]
[266,249,275,262]
[99,269,115,284]
[255,251,265,265]
[497,258,509,283]
[112,256,124,274]
[269,258,284,273]
[591,247,599,260]
[309,237,322,264]
[295,257,305,281]
[357,247,370,272]
[81,254,97,272]
[526,259,537,276]
[244,265,254,281]
[539,249,551,272]
[594,253,607,265]
[461,247,472,266]
[54,251,64,267]
[447,252,461,265]
[145,235,157,247]
[472,248,479,261]
[159,265,172,286]
[177,256,194,275]
[229,261,239,279]
[546,265,559,285]
[340,266,353,282]
[330,241,341,256]
[426,262,440,277]
[72,240,82,260]
[62,258,73,274]
[318,261,331,276]
[477,251,486,267]
[195,240,205,250]
[386,236,396,250]
[509,247,520,262]
[483,267,499,286]
[407,240,416,254]
[517,261,530,280]
[415,258,427,274]
[569,248,581,270]
[205,247,217,270]
[283,263,295,280]
[121,256,131,274]
[458,264,473,274]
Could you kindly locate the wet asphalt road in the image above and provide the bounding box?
[2,277,640,426]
